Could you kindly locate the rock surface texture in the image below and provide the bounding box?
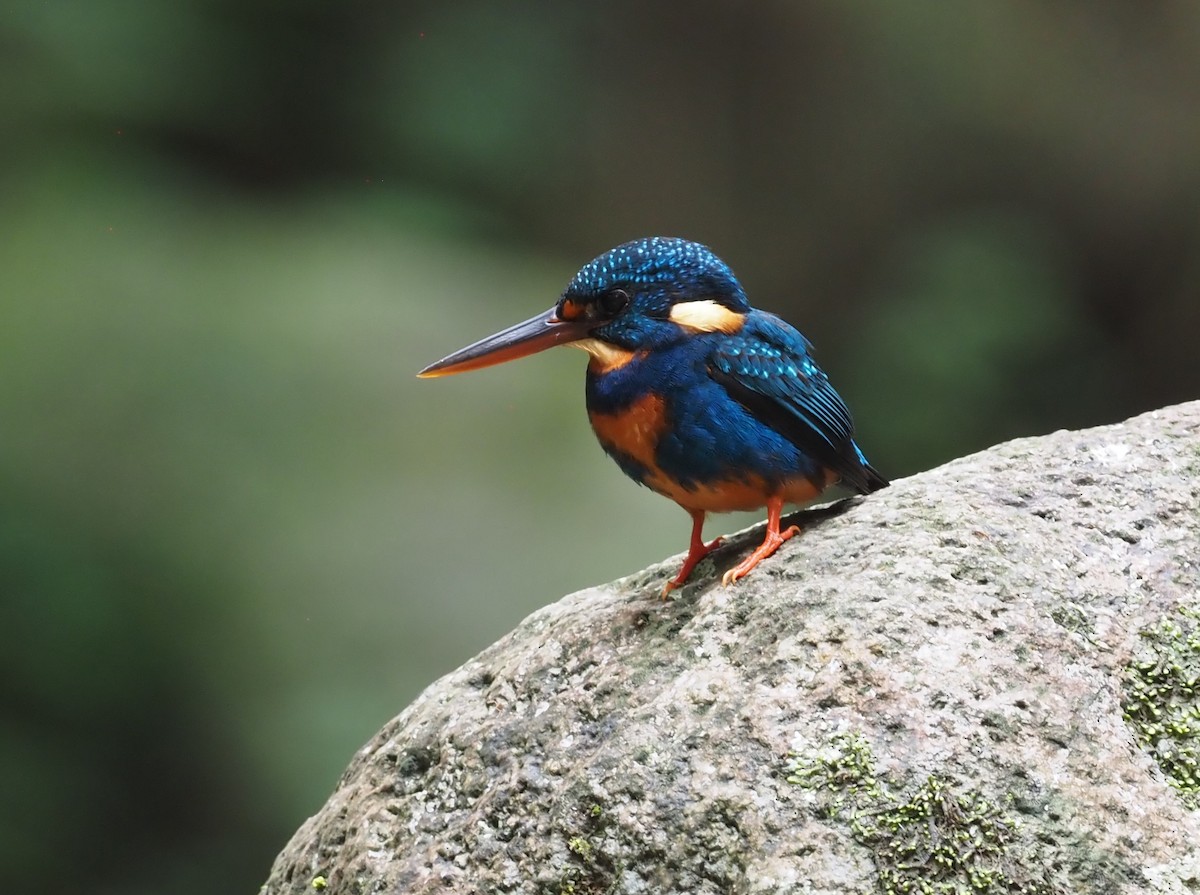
[264,403,1200,895]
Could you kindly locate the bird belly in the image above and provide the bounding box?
[651,473,834,513]
[588,395,837,512]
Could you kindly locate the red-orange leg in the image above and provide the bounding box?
[721,495,800,586]
[662,510,723,597]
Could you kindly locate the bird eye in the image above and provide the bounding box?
[598,288,630,317]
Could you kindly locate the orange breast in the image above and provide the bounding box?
[589,393,668,472]
[589,396,838,513]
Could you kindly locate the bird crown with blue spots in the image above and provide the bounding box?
[565,237,750,311]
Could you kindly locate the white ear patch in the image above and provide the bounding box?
[668,300,746,334]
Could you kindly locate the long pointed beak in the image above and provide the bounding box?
[417,307,591,378]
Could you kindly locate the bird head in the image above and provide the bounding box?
[418,237,750,378]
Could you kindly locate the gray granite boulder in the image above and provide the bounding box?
[263,402,1200,894]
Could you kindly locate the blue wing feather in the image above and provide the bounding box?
[708,312,885,494]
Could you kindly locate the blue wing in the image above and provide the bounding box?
[708,311,886,494]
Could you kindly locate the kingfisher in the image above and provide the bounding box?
[418,237,887,595]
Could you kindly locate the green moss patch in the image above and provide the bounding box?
[556,802,621,895]
[787,732,1059,894]
[1122,604,1200,808]
[787,730,881,815]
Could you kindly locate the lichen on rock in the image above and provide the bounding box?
[788,731,1060,894]
[1123,604,1200,808]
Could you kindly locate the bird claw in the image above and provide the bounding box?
[721,524,800,586]
[661,536,724,598]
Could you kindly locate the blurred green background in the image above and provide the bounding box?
[3,2,1198,892]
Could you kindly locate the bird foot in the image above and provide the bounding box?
[662,536,724,598]
[721,525,800,586]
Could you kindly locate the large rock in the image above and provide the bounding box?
[263,403,1200,894]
